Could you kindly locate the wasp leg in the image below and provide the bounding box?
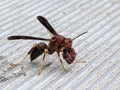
[75,59,86,63]
[10,46,34,67]
[10,54,29,67]
[38,52,46,75]
[57,52,67,71]
[38,48,50,75]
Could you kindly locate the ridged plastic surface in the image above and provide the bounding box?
[0,0,120,90]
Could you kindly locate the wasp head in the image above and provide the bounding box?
[62,48,76,64]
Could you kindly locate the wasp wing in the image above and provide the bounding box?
[37,16,58,37]
[7,35,51,41]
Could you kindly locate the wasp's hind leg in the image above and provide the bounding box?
[38,52,46,75]
[10,47,33,67]
[10,42,47,67]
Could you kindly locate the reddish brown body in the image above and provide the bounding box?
[47,34,75,64]
[7,16,87,74]
[48,35,72,51]
[48,35,65,53]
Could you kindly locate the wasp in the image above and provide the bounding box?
[8,16,87,75]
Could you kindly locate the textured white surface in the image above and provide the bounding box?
[0,0,120,90]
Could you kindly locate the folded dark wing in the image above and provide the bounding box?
[37,16,58,37]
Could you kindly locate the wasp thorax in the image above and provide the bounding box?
[49,35,65,50]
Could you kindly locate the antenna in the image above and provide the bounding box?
[72,31,87,40]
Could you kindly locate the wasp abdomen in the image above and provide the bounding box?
[29,42,47,61]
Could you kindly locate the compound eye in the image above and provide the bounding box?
[68,40,72,43]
